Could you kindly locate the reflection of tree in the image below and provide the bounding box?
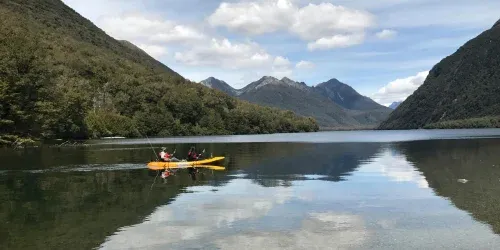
[0,169,229,250]
[176,142,383,186]
[394,139,500,234]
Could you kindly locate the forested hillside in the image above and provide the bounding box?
[0,0,318,145]
[379,18,500,129]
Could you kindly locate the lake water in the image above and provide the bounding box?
[2,129,500,249]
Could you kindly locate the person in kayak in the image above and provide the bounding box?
[187,146,203,161]
[159,147,180,162]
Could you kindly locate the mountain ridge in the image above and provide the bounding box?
[200,76,392,128]
[379,18,500,129]
[200,77,237,96]
[312,78,389,111]
[238,76,360,127]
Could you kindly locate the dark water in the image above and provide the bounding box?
[2,130,500,249]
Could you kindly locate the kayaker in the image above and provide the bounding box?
[159,147,167,161]
[187,146,202,161]
[159,147,180,162]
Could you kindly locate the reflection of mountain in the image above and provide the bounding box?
[231,143,384,184]
[168,142,382,185]
[394,139,500,234]
[0,170,230,250]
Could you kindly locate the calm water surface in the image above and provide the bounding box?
[2,129,500,249]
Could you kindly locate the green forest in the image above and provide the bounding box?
[423,116,500,129]
[0,0,318,146]
[378,18,500,130]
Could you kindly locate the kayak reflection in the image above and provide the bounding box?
[157,165,226,182]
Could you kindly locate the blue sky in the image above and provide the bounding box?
[62,0,499,106]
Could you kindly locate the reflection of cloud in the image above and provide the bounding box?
[214,212,368,250]
[186,183,294,228]
[360,149,429,188]
[99,179,294,249]
[376,219,397,230]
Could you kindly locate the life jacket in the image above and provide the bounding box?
[188,151,197,160]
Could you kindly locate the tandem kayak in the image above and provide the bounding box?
[147,156,225,170]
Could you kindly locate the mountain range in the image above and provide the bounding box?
[379,18,500,129]
[388,101,402,109]
[201,76,392,128]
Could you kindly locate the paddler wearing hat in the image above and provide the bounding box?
[159,147,180,162]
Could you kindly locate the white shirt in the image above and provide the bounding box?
[160,151,166,159]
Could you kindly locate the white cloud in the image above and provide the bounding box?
[61,0,137,22]
[98,13,205,44]
[208,0,375,50]
[273,56,291,67]
[175,38,293,79]
[175,38,271,68]
[272,56,293,78]
[376,29,397,39]
[371,71,429,106]
[307,33,365,51]
[208,0,295,35]
[137,44,168,59]
[290,3,374,40]
[296,60,315,69]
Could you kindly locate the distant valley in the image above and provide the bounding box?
[201,76,393,129]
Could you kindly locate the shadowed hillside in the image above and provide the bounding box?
[380,19,500,129]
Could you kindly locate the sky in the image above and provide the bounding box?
[61,0,499,106]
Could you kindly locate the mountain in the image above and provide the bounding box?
[201,76,391,128]
[200,77,237,96]
[389,101,402,109]
[313,78,389,111]
[311,78,393,127]
[238,76,360,127]
[379,18,500,129]
[0,0,318,145]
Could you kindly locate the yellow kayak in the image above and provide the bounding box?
[147,156,225,170]
[198,165,225,171]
